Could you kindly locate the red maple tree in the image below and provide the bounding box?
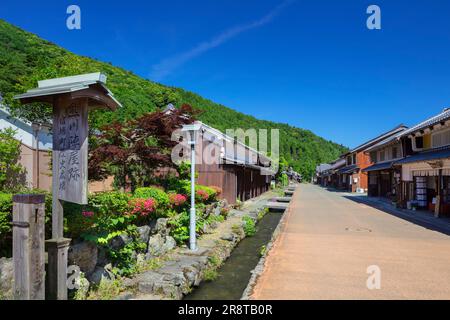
[88,104,200,190]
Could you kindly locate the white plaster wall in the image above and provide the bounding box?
[0,108,52,150]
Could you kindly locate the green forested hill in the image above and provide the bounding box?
[0,19,347,179]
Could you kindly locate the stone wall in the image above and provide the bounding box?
[119,208,248,300]
[67,217,178,289]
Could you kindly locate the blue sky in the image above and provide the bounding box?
[1,0,450,148]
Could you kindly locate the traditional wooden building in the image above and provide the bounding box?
[315,163,332,186]
[336,125,407,193]
[362,126,408,199]
[315,159,346,188]
[314,109,450,220]
[394,108,450,217]
[336,153,359,192]
[192,122,273,204]
[328,158,346,189]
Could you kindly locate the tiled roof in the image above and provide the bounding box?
[338,164,359,174]
[394,147,450,165]
[400,108,450,137]
[364,128,408,152]
[316,163,332,173]
[362,160,395,172]
[331,158,346,170]
[344,124,407,155]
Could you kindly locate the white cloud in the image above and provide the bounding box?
[150,0,295,81]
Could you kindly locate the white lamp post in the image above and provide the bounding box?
[182,123,202,251]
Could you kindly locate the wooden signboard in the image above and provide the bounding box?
[15,73,122,300]
[52,97,88,204]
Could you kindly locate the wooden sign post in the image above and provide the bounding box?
[47,96,89,300]
[15,73,121,300]
[12,194,46,300]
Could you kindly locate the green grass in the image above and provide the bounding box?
[260,245,267,257]
[242,216,256,237]
[208,254,221,268]
[86,278,124,300]
[257,208,269,221]
[203,268,219,281]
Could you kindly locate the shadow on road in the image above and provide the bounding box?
[323,186,351,193]
[344,195,450,237]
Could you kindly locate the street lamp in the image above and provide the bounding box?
[182,122,202,251]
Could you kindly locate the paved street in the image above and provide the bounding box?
[251,184,450,299]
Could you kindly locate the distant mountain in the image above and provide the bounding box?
[0,19,348,179]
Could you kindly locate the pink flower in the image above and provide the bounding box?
[129,198,156,217]
[196,190,209,201]
[169,193,187,206]
[82,211,94,218]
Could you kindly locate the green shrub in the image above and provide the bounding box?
[257,207,269,221]
[242,216,256,237]
[0,192,13,256]
[77,192,147,277]
[0,188,152,277]
[64,206,96,240]
[203,268,218,281]
[64,191,132,239]
[197,185,217,202]
[75,191,132,236]
[133,187,169,208]
[176,161,192,180]
[175,179,191,195]
[89,191,132,215]
[164,174,183,193]
[69,191,134,244]
[208,214,224,224]
[278,173,289,187]
[178,182,218,204]
[168,210,190,244]
[109,227,147,277]
[175,181,216,199]
[168,203,221,245]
